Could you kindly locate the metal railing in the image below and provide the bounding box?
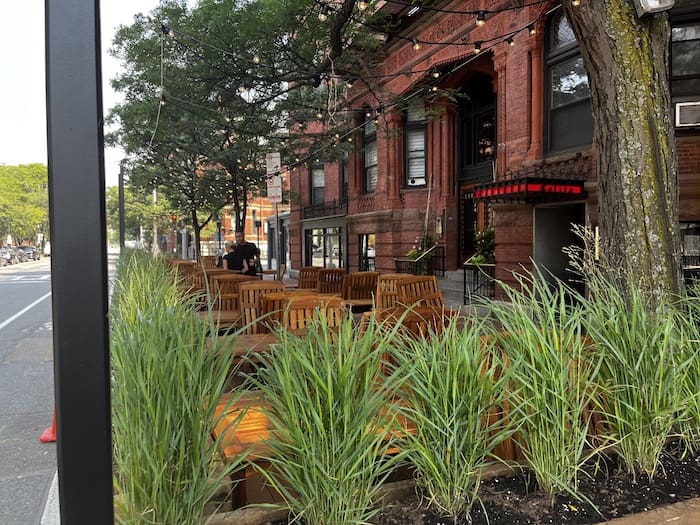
[394,245,445,276]
[463,261,496,302]
[302,199,347,219]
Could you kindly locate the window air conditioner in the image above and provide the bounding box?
[676,101,700,128]
[408,177,425,186]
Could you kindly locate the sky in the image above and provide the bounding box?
[0,0,160,187]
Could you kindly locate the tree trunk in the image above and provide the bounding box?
[562,0,682,308]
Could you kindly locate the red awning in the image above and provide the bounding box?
[473,177,585,203]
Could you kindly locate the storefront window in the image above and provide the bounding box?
[305,227,344,268]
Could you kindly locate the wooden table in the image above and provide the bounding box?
[197,309,241,329]
[228,333,280,358]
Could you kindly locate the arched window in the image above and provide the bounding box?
[545,10,593,153]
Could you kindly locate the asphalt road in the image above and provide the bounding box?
[0,258,56,525]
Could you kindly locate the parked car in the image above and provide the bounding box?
[44,241,51,257]
[0,251,6,266]
[22,246,40,261]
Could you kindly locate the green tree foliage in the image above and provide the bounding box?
[105,184,171,247]
[107,0,385,255]
[0,164,48,245]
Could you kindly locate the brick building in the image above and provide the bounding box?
[287,0,700,296]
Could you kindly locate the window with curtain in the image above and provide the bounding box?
[545,10,593,153]
[363,118,377,193]
[311,165,325,205]
[405,101,426,187]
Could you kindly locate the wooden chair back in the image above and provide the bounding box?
[198,255,218,270]
[296,266,321,289]
[375,273,410,310]
[282,295,346,333]
[238,281,285,334]
[278,263,286,281]
[397,275,443,308]
[376,305,453,339]
[210,274,257,311]
[317,268,346,295]
[342,271,379,301]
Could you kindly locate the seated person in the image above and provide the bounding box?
[222,240,249,274]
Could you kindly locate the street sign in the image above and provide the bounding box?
[266,152,283,203]
[265,152,281,175]
[267,175,282,203]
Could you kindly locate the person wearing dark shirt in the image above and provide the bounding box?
[234,230,259,276]
[222,240,249,274]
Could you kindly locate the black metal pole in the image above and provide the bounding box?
[45,0,114,523]
[119,162,125,251]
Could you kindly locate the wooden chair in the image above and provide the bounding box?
[238,280,285,334]
[198,255,218,270]
[295,266,322,289]
[317,268,346,295]
[396,275,443,308]
[375,273,410,310]
[282,295,346,333]
[210,274,257,312]
[342,271,379,311]
[376,305,454,339]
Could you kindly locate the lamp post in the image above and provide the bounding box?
[631,0,674,16]
[216,215,222,252]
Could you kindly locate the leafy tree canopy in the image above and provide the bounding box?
[0,164,48,245]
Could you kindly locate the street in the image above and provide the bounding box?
[0,258,56,525]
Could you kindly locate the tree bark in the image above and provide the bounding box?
[562,0,682,307]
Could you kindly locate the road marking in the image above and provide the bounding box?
[0,291,52,332]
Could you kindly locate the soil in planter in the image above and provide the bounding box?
[268,444,700,525]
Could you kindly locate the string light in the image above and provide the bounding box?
[506,36,515,46]
[161,23,174,37]
[528,23,536,35]
[253,55,261,64]
[318,4,329,22]
[358,0,369,10]
[473,41,482,53]
[160,94,167,106]
[476,11,486,27]
[431,69,440,78]
[572,0,581,5]
[411,38,421,51]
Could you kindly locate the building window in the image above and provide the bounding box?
[305,227,344,268]
[311,165,325,205]
[671,19,700,127]
[363,118,377,193]
[341,153,349,202]
[545,10,593,153]
[405,102,426,187]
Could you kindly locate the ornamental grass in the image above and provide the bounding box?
[389,315,515,524]
[580,265,690,481]
[111,250,245,524]
[484,270,603,502]
[246,312,406,525]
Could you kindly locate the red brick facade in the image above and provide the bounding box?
[286,1,700,292]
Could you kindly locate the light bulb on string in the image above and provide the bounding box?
[318,4,329,22]
[411,38,421,51]
[572,0,581,5]
[506,36,514,46]
[253,55,261,64]
[528,23,536,35]
[473,41,482,53]
[358,0,369,10]
[431,69,440,79]
[476,11,486,27]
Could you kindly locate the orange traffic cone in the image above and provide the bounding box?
[39,409,56,443]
